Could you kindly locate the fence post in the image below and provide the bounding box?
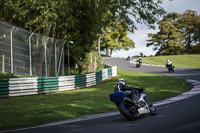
[62,41,66,76]
[68,41,70,75]
[54,39,59,77]
[90,53,92,63]
[57,47,63,76]
[29,33,34,76]
[10,26,15,74]
[94,56,97,71]
[44,37,49,77]
[68,41,73,75]
[2,54,4,73]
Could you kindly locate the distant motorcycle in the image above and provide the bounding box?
[127,54,133,60]
[109,87,157,121]
[136,61,141,68]
[166,64,174,72]
[136,59,142,68]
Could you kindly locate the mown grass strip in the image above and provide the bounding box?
[142,54,200,68]
[0,69,190,131]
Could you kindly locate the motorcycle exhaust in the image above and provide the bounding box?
[123,97,146,109]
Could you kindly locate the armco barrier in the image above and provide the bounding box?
[38,77,59,94]
[102,69,108,80]
[0,66,117,98]
[86,73,96,87]
[0,79,9,98]
[96,70,102,84]
[75,74,87,88]
[58,76,75,91]
[9,78,38,97]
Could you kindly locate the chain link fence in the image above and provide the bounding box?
[0,20,66,77]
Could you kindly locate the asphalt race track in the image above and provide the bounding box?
[103,58,200,81]
[3,58,200,133]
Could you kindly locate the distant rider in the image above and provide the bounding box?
[136,57,142,68]
[137,57,142,64]
[166,59,172,67]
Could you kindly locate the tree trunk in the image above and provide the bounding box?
[110,48,113,56]
[106,47,109,56]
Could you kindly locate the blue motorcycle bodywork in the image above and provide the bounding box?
[109,91,128,104]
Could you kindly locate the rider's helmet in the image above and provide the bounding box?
[167,59,170,62]
[118,78,126,86]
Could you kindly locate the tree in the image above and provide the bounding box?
[147,21,185,55]
[0,0,166,63]
[147,10,200,55]
[177,10,200,53]
[100,21,135,56]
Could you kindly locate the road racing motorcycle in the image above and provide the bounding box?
[109,88,157,120]
[136,59,142,68]
[136,61,142,68]
[166,64,174,72]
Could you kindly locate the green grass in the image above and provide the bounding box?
[0,69,190,131]
[142,54,200,68]
[0,73,21,79]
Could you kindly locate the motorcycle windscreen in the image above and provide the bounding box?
[109,91,128,104]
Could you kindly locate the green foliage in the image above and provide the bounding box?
[101,21,135,56]
[82,52,104,73]
[0,0,166,67]
[65,51,104,75]
[147,21,185,55]
[190,43,200,54]
[147,10,200,55]
[176,10,200,53]
[0,73,20,79]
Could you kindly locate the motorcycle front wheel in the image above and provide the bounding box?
[118,102,138,121]
[149,103,157,116]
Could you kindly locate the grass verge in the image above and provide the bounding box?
[0,69,190,131]
[142,54,200,68]
[0,73,21,79]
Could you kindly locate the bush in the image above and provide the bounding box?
[0,73,21,79]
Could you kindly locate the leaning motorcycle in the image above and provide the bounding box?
[166,64,174,72]
[136,61,141,68]
[109,88,157,120]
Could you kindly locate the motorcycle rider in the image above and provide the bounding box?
[136,57,142,64]
[114,78,148,107]
[114,79,145,97]
[136,57,142,67]
[166,59,172,67]
[114,78,139,92]
[110,78,157,118]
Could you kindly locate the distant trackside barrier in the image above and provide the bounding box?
[0,66,117,98]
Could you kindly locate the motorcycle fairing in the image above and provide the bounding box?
[109,91,128,104]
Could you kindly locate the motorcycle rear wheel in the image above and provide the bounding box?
[118,102,138,121]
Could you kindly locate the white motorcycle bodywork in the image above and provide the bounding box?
[137,93,150,114]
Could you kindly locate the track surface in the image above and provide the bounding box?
[103,58,200,81]
[3,58,200,133]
